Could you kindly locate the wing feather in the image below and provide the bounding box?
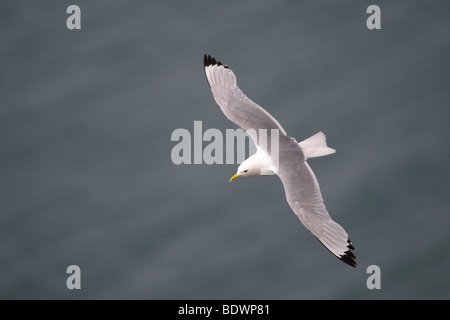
[277,145,356,267]
[204,54,286,146]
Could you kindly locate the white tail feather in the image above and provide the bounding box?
[298,132,336,159]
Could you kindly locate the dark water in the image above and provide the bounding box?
[1,0,449,299]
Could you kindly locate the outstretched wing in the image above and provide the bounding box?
[204,54,286,146]
[277,139,356,267]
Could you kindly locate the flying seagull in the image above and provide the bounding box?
[203,54,356,267]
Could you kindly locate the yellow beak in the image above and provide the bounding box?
[229,174,241,183]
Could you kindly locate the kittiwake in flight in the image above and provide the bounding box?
[203,54,356,267]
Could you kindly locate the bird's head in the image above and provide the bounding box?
[229,159,262,182]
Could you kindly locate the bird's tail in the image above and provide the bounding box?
[298,132,336,159]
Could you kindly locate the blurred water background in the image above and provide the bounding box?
[1,0,449,299]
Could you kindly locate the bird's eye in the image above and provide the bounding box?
[244,170,248,173]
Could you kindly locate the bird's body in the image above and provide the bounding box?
[204,54,356,267]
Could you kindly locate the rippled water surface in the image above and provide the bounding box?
[1,0,449,299]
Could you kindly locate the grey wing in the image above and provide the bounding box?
[277,141,356,267]
[204,54,287,145]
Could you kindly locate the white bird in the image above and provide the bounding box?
[204,54,356,267]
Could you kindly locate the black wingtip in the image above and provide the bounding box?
[316,237,357,268]
[339,240,357,268]
[204,54,228,69]
[340,252,357,268]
